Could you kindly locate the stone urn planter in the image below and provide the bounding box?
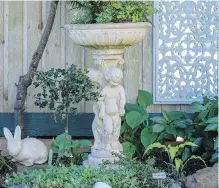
[64,22,150,166]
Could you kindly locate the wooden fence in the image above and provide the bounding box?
[0,1,187,115]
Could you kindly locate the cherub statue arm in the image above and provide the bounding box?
[119,86,126,116]
[98,89,106,119]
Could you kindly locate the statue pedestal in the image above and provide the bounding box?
[65,23,150,166]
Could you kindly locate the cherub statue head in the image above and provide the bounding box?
[87,68,103,87]
[104,68,123,87]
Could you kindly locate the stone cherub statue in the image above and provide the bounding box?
[98,67,126,152]
[88,67,125,153]
[3,126,48,166]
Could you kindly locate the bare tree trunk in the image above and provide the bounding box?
[14,1,59,136]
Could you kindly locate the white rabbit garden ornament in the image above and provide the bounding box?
[3,126,48,166]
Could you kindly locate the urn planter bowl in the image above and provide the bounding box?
[64,22,151,166]
[64,22,150,67]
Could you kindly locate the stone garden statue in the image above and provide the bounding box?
[98,68,125,152]
[3,126,48,166]
[85,67,126,165]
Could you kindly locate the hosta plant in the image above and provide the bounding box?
[120,90,156,159]
[150,110,194,141]
[145,142,207,178]
[188,96,218,166]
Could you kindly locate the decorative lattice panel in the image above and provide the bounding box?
[153,1,218,104]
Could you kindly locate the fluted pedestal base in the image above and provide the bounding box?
[83,149,120,166]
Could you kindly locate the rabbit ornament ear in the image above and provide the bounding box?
[14,126,21,141]
[3,127,13,141]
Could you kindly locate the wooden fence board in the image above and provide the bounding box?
[8,2,23,112]
[0,1,4,112]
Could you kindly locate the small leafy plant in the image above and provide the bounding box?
[188,96,218,166]
[145,142,207,178]
[33,65,98,165]
[68,1,157,24]
[33,64,98,134]
[50,134,92,165]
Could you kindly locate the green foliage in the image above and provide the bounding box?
[121,142,136,159]
[150,110,194,141]
[0,155,14,175]
[68,1,156,24]
[120,90,153,159]
[33,65,98,166]
[33,64,98,134]
[33,65,98,124]
[50,133,92,165]
[4,157,177,188]
[145,142,206,177]
[188,96,218,166]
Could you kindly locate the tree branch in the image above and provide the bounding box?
[14,1,59,136]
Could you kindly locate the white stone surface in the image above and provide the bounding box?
[64,22,149,49]
[93,182,112,188]
[3,126,48,166]
[65,23,149,166]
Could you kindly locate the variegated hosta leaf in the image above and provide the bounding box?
[145,142,168,154]
[175,158,183,172]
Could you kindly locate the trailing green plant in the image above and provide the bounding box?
[145,142,207,178]
[33,64,98,165]
[4,157,177,188]
[188,96,218,166]
[68,1,156,24]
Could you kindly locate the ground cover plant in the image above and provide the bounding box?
[68,1,156,24]
[4,157,177,188]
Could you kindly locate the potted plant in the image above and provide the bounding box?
[64,1,156,165]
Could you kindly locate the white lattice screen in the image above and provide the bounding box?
[153,0,218,104]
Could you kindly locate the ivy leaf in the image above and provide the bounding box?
[137,90,153,108]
